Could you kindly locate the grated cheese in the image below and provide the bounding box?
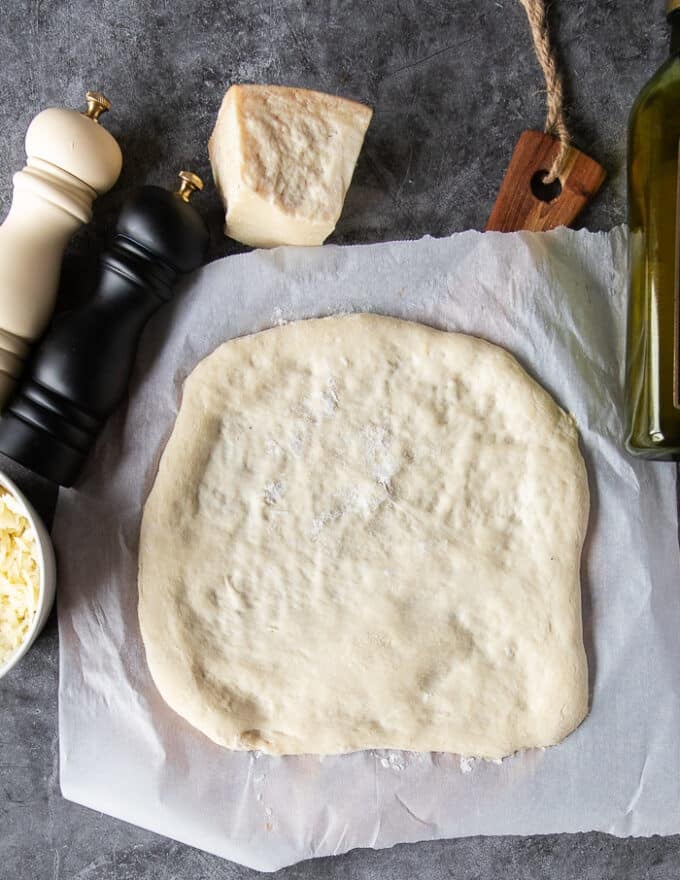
[0,487,40,668]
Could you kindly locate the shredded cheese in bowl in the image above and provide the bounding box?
[0,487,40,668]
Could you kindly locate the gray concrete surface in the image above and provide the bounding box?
[1,0,678,876]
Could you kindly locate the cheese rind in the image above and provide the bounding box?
[209,85,372,248]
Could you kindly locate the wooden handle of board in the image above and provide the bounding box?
[485,131,606,233]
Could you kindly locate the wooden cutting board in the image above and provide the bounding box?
[486,131,607,233]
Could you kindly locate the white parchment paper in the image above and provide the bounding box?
[56,228,680,872]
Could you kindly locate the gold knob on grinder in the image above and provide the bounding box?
[176,170,204,203]
[82,91,111,123]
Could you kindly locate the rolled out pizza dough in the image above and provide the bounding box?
[138,314,589,758]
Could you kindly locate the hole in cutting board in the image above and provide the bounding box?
[530,170,563,203]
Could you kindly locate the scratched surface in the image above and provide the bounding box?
[1,0,679,877]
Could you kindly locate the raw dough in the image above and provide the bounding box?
[138,314,589,758]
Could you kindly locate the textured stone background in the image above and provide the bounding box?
[1,0,679,877]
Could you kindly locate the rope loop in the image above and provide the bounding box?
[519,0,570,183]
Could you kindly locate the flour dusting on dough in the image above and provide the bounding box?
[138,314,589,758]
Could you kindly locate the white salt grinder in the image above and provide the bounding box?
[0,91,122,408]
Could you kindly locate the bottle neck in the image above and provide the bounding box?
[671,10,680,56]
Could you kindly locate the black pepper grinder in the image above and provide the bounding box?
[0,171,210,486]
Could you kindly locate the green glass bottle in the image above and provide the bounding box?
[625,0,680,458]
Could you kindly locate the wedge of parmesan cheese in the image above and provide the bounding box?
[208,84,372,248]
[0,488,39,669]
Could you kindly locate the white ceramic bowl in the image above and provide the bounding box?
[0,471,56,679]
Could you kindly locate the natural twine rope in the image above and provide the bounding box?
[519,0,570,183]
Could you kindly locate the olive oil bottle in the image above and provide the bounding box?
[625,0,680,458]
